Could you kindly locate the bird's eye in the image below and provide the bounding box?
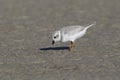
[54,36,56,38]
[54,35,59,39]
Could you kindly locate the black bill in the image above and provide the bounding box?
[52,40,55,45]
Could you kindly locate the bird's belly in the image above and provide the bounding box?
[61,31,86,42]
[61,34,72,42]
[62,36,70,42]
[70,31,86,41]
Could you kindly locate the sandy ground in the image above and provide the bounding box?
[0,0,120,80]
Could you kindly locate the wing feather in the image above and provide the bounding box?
[60,26,84,35]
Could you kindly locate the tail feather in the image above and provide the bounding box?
[85,21,96,29]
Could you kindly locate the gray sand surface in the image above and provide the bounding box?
[0,0,120,80]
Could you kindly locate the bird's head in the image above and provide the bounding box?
[52,31,61,45]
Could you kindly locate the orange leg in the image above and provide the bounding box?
[69,41,75,51]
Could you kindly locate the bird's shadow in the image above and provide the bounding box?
[39,46,69,51]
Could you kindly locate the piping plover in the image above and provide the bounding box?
[52,22,96,51]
